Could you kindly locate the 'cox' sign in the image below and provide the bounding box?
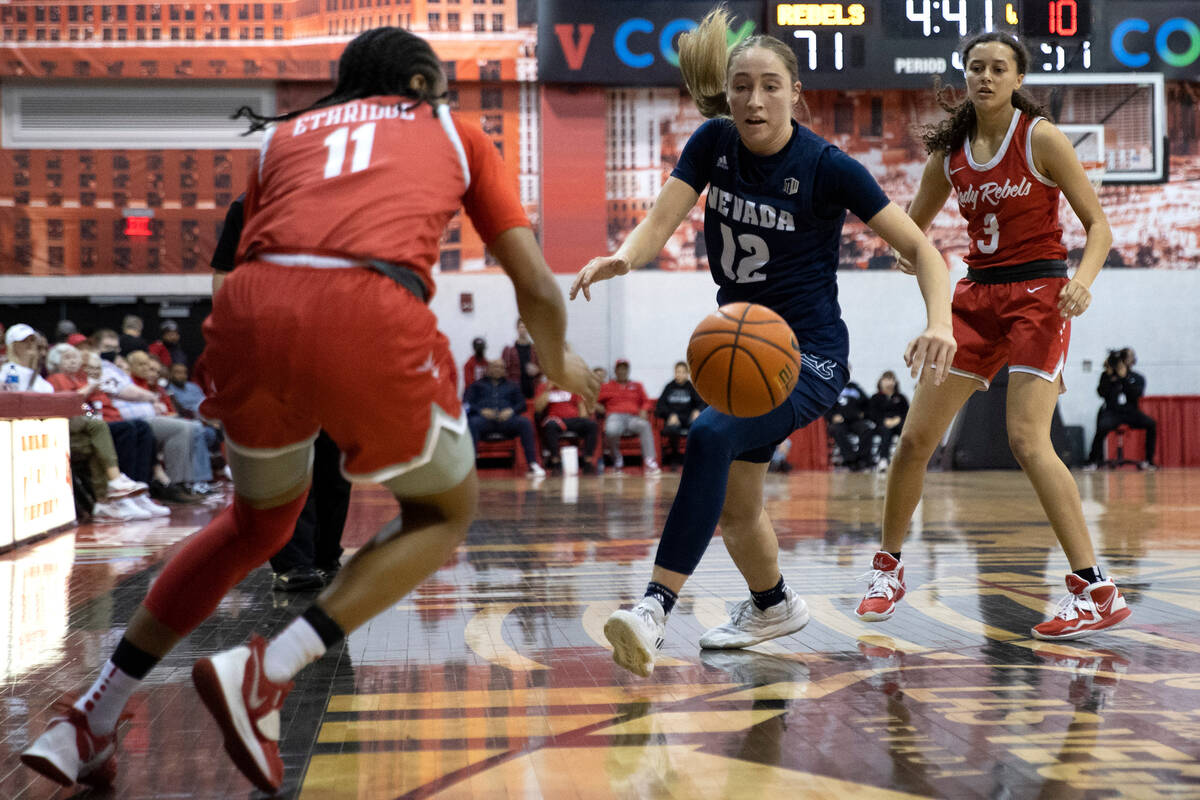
[538,1,759,86]
[1111,16,1200,69]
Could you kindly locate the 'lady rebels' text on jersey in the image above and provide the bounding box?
[236,96,530,297]
[945,111,1067,270]
[672,119,889,371]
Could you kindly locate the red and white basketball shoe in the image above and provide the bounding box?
[192,634,293,793]
[1032,574,1131,641]
[19,701,119,788]
[856,552,906,621]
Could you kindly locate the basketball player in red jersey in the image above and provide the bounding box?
[20,28,597,793]
[856,32,1128,641]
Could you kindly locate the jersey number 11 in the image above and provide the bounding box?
[322,123,377,179]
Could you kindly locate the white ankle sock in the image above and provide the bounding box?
[263,617,326,683]
[74,661,140,736]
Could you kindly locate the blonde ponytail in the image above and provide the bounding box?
[678,8,732,118]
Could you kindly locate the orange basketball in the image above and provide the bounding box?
[686,303,802,418]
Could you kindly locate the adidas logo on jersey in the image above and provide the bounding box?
[716,156,729,169]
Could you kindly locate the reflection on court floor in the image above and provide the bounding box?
[2,469,1198,799]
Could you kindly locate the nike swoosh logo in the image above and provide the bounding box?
[1093,589,1115,615]
[949,165,967,175]
[247,649,270,710]
[1026,285,1047,293]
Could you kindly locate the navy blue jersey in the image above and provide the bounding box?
[672,119,889,370]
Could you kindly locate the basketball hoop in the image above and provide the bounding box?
[1082,160,1106,191]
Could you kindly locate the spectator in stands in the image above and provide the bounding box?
[502,318,541,399]
[1086,347,1157,470]
[1,324,53,392]
[54,319,79,344]
[118,314,149,356]
[128,350,216,494]
[593,366,607,384]
[91,329,203,503]
[655,361,706,468]
[825,379,873,471]
[78,350,159,493]
[534,376,598,473]
[166,362,206,417]
[867,370,908,472]
[149,320,188,367]
[465,359,545,477]
[462,336,488,392]
[597,359,660,475]
[34,331,50,377]
[45,343,167,521]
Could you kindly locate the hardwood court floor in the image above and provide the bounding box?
[1,468,1199,799]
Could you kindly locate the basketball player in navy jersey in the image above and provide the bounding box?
[570,9,956,677]
[855,33,1128,641]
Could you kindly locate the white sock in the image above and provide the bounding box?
[74,661,141,736]
[263,617,326,683]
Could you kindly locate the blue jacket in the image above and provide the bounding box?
[464,377,526,418]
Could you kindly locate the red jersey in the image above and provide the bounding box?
[536,382,582,419]
[236,97,530,297]
[48,372,121,421]
[598,381,649,416]
[945,112,1066,269]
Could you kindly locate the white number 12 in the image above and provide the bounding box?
[322,123,376,179]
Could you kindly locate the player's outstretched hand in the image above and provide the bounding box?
[548,345,601,410]
[570,255,631,301]
[904,322,956,386]
[1057,279,1092,319]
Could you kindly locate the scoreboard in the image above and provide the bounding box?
[767,1,1200,88]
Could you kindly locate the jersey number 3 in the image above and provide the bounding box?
[977,212,999,254]
[719,223,768,284]
[323,123,377,179]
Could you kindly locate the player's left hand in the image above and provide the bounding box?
[904,322,956,386]
[1057,279,1091,319]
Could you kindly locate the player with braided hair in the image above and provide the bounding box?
[19,26,597,793]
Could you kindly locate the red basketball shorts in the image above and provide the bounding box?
[949,276,1070,389]
[200,261,463,481]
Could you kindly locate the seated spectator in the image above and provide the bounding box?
[462,336,489,392]
[1087,347,1157,470]
[45,343,167,521]
[867,370,908,471]
[78,350,159,492]
[91,329,205,503]
[597,359,660,475]
[464,359,545,477]
[534,377,598,473]
[655,361,706,467]
[128,350,217,494]
[53,319,78,344]
[149,319,188,367]
[826,379,873,471]
[166,360,224,466]
[165,362,207,417]
[118,314,148,357]
[1,324,53,392]
[593,366,607,385]
[502,318,542,399]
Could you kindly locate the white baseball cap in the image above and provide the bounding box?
[4,323,37,349]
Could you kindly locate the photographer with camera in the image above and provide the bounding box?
[1086,347,1157,470]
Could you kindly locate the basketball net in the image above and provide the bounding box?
[1082,160,1106,191]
